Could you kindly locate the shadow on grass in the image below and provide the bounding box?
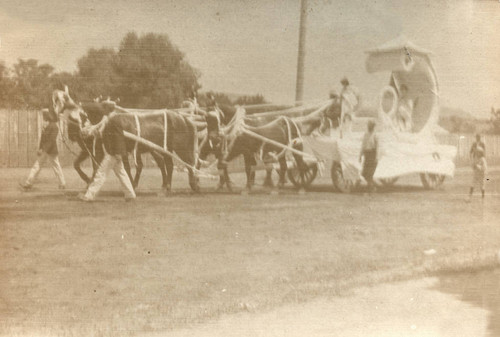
[10,182,455,202]
[431,269,500,337]
[305,183,426,194]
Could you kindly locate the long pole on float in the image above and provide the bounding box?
[295,0,308,104]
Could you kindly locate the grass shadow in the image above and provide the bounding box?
[430,268,500,337]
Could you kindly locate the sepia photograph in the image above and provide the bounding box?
[0,0,499,336]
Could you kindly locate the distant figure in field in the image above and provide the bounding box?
[396,84,413,132]
[470,134,486,160]
[468,146,487,201]
[20,109,66,190]
[359,120,378,192]
[339,77,360,130]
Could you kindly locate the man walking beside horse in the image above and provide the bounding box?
[78,109,136,202]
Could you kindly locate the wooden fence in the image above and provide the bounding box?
[0,109,82,168]
[1,109,500,169]
[2,109,40,168]
[436,133,500,167]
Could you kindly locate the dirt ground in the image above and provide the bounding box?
[1,166,499,336]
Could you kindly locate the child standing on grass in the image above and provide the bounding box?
[20,109,66,190]
[469,147,487,201]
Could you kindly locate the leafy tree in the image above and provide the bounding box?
[76,48,119,101]
[234,94,267,106]
[11,59,54,108]
[197,91,233,108]
[114,32,200,108]
[491,107,500,134]
[0,61,14,107]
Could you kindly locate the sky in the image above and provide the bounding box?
[0,0,498,117]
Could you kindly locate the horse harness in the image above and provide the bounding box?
[58,108,103,168]
[132,111,168,166]
[260,116,303,162]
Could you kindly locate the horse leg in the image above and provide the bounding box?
[187,152,200,192]
[243,153,255,191]
[224,166,232,191]
[292,145,307,191]
[263,168,274,187]
[278,156,288,188]
[212,147,231,191]
[262,153,274,187]
[132,154,143,189]
[122,155,134,189]
[164,156,173,192]
[151,152,168,190]
[219,161,232,192]
[74,150,91,184]
[188,168,200,192]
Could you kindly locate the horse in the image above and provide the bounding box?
[198,104,283,188]
[53,88,194,191]
[52,89,108,184]
[192,103,278,190]
[221,113,308,191]
[201,99,342,190]
[99,111,200,192]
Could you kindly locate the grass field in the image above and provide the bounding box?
[0,166,499,336]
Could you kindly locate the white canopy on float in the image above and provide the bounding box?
[365,36,440,136]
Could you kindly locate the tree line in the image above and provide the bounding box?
[0,32,266,110]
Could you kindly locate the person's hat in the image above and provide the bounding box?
[340,77,349,86]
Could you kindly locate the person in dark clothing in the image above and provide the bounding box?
[20,109,66,190]
[199,110,232,191]
[470,134,486,160]
[359,120,378,191]
[468,146,487,201]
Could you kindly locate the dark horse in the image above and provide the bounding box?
[53,89,198,191]
[197,104,283,189]
[225,114,308,191]
[202,100,342,191]
[113,111,200,192]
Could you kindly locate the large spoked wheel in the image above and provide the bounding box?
[331,162,357,193]
[287,162,318,188]
[376,177,399,187]
[420,173,445,189]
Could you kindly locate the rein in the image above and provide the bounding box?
[163,111,168,151]
[58,114,103,169]
[133,114,141,167]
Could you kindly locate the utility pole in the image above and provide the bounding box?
[295,0,308,104]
